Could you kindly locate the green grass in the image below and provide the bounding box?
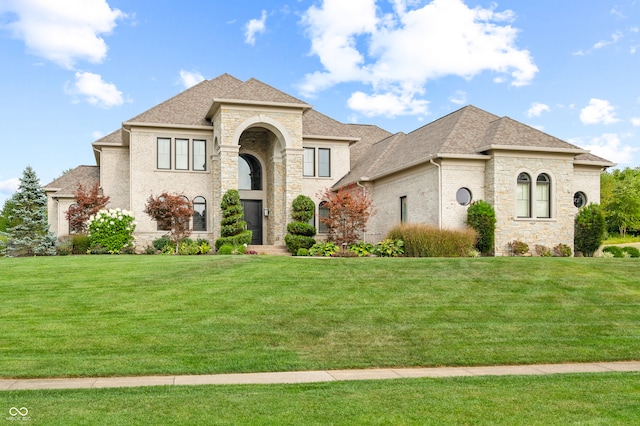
[603,234,640,244]
[2,373,639,425]
[1,255,639,379]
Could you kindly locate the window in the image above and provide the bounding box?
[303,147,331,177]
[157,138,171,169]
[400,196,407,223]
[193,196,206,231]
[239,154,262,190]
[573,191,587,208]
[318,148,330,177]
[516,172,531,218]
[456,187,472,206]
[303,148,315,177]
[536,173,551,218]
[175,139,189,170]
[318,201,329,233]
[193,140,206,171]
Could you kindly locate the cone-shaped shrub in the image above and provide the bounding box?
[285,195,316,255]
[215,189,252,250]
[466,200,496,255]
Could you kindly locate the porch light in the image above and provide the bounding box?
[263,208,269,217]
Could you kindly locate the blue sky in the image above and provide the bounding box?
[1,0,639,206]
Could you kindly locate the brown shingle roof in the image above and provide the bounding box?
[127,73,244,126]
[44,166,100,197]
[218,78,309,105]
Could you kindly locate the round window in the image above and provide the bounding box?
[573,191,587,208]
[456,187,472,206]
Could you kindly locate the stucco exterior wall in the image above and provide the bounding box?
[486,152,576,256]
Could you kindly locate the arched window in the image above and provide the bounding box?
[536,173,551,218]
[193,196,206,231]
[239,154,262,190]
[318,201,330,233]
[516,172,531,218]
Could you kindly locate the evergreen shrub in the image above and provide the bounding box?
[215,190,252,250]
[285,195,316,255]
[602,246,624,258]
[574,203,606,257]
[466,200,496,255]
[622,246,640,258]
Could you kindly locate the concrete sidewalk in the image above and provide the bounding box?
[2,361,639,391]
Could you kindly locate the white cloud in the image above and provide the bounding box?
[527,102,550,117]
[179,70,205,89]
[573,133,638,165]
[244,10,267,45]
[299,0,537,117]
[0,178,20,196]
[65,72,123,108]
[631,117,640,126]
[449,90,467,105]
[580,98,621,125]
[593,31,623,49]
[347,90,429,117]
[0,0,125,69]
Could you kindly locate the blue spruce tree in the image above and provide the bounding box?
[5,166,56,256]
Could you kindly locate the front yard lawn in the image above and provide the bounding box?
[1,255,639,378]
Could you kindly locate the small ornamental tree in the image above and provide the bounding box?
[144,193,194,248]
[318,186,374,247]
[285,195,316,255]
[88,208,136,253]
[574,203,606,257]
[66,183,110,234]
[4,166,56,257]
[466,200,496,255]
[215,189,252,250]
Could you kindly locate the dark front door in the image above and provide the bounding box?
[241,199,262,245]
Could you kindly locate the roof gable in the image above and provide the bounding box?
[44,165,100,196]
[217,78,309,106]
[127,73,243,126]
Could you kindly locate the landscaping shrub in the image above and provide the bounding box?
[56,237,73,256]
[349,241,374,257]
[372,238,405,257]
[178,239,200,255]
[215,190,252,250]
[602,246,624,258]
[285,195,316,255]
[198,240,211,255]
[574,203,606,257]
[87,208,136,254]
[553,243,572,257]
[152,236,172,252]
[534,244,552,257]
[622,246,640,258]
[297,248,310,256]
[144,245,157,255]
[466,200,496,255]
[386,223,476,257]
[309,241,339,257]
[507,240,529,256]
[72,234,90,254]
[217,244,234,255]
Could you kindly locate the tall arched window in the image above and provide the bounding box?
[536,173,551,218]
[318,201,329,233]
[193,196,206,231]
[239,154,262,190]
[516,172,531,218]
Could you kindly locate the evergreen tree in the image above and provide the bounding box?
[5,166,56,256]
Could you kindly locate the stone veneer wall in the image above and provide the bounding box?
[215,106,304,245]
[486,152,575,256]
